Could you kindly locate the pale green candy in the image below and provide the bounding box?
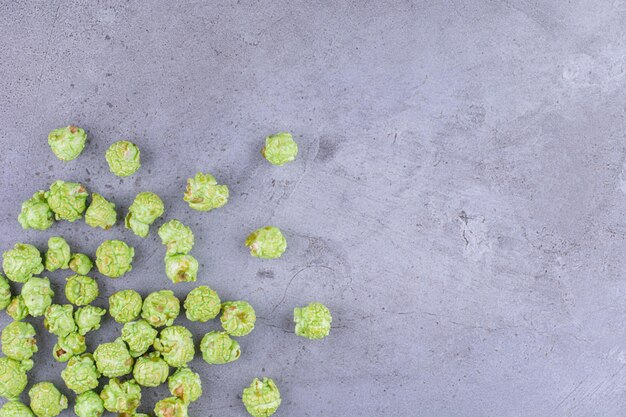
[184,286,220,322]
[105,141,141,177]
[168,367,202,404]
[141,290,179,327]
[93,337,133,377]
[220,301,256,337]
[109,290,142,323]
[18,192,54,231]
[0,401,34,417]
[69,253,93,275]
[22,277,53,317]
[154,397,187,417]
[164,254,198,284]
[96,240,134,278]
[125,192,164,238]
[261,132,298,166]
[65,275,98,306]
[183,172,229,211]
[0,357,28,399]
[133,352,169,387]
[1,321,37,362]
[85,193,117,229]
[74,391,104,417]
[44,237,70,272]
[28,382,68,417]
[100,378,141,414]
[121,320,157,358]
[45,180,88,222]
[199,331,241,364]
[44,304,76,337]
[158,220,194,255]
[245,226,287,259]
[53,332,86,362]
[242,377,281,417]
[6,296,28,321]
[294,302,332,339]
[74,306,105,335]
[153,326,194,367]
[2,244,43,283]
[0,274,12,311]
[48,125,87,161]
[61,354,100,394]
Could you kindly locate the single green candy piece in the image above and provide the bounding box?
[74,391,104,417]
[153,326,194,367]
[18,192,54,231]
[69,253,93,275]
[44,237,70,272]
[22,277,53,317]
[183,172,229,211]
[109,290,142,323]
[184,285,220,322]
[261,132,298,166]
[141,290,179,327]
[164,254,198,283]
[242,378,281,417]
[0,357,28,399]
[1,321,37,362]
[53,332,86,362]
[125,192,164,238]
[121,320,157,358]
[100,378,141,414]
[294,302,332,339]
[105,141,141,177]
[44,304,76,337]
[0,401,35,417]
[154,397,187,417]
[6,296,28,321]
[220,301,256,337]
[45,180,88,222]
[74,306,106,335]
[133,352,169,387]
[61,354,100,394]
[65,275,98,306]
[158,220,194,255]
[84,193,117,229]
[0,274,11,311]
[199,331,241,364]
[168,367,202,404]
[93,337,134,377]
[245,226,287,259]
[96,240,134,278]
[28,382,68,417]
[2,244,43,283]
[48,125,87,161]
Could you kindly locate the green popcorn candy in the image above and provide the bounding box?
[220,301,256,337]
[199,331,241,364]
[96,240,134,278]
[168,367,202,404]
[158,220,194,255]
[106,141,141,177]
[18,192,54,231]
[0,357,28,399]
[242,378,281,417]
[133,352,169,387]
[53,332,86,362]
[48,125,87,161]
[45,180,88,222]
[153,326,194,367]
[74,391,104,417]
[245,227,287,259]
[2,244,43,283]
[74,306,106,335]
[154,397,187,417]
[44,304,76,337]
[85,193,117,229]
[261,132,298,166]
[0,401,35,417]
[141,290,179,327]
[294,302,332,339]
[0,274,12,311]
[93,337,134,377]
[1,321,37,362]
[184,286,220,322]
[44,237,70,272]
[121,320,157,358]
[65,275,98,306]
[61,354,100,394]
[100,378,141,414]
[183,172,229,212]
[22,277,53,317]
[69,253,93,275]
[164,254,198,284]
[125,192,164,238]
[28,382,68,417]
[6,297,28,321]
[109,290,142,323]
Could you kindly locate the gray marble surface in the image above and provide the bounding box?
[1,1,625,416]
